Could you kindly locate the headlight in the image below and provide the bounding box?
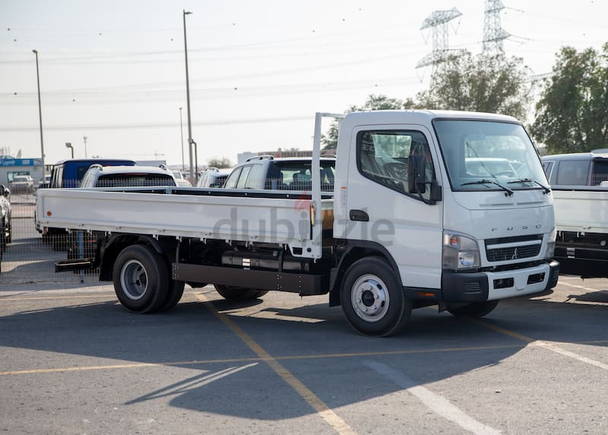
[443,231,480,270]
[546,227,557,258]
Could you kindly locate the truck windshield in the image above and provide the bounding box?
[433,120,548,192]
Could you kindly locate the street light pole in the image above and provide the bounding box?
[179,107,185,172]
[32,50,45,179]
[83,136,88,158]
[183,10,195,184]
[65,142,74,159]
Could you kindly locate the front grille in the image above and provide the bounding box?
[485,235,543,262]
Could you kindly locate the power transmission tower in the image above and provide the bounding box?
[482,0,510,54]
[416,8,465,79]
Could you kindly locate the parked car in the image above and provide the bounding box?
[9,175,35,194]
[197,167,231,188]
[49,158,136,189]
[0,184,12,257]
[223,156,336,191]
[37,174,51,190]
[80,165,177,188]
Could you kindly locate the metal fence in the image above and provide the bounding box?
[0,193,99,286]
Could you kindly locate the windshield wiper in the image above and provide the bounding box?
[507,178,551,194]
[461,179,514,196]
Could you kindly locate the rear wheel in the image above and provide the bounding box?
[214,285,268,301]
[340,257,412,337]
[447,300,499,317]
[159,280,186,312]
[112,245,169,313]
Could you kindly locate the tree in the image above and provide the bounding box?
[321,94,413,149]
[207,157,232,168]
[416,52,532,120]
[532,44,608,154]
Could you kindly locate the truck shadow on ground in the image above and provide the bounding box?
[565,290,608,304]
[2,288,607,421]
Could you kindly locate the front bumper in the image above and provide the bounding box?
[441,260,559,302]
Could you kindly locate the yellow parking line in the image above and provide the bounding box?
[468,318,608,371]
[466,318,535,343]
[0,344,526,377]
[194,292,357,435]
[3,340,606,377]
[0,358,261,376]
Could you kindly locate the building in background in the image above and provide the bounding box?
[0,156,44,186]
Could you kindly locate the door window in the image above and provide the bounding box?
[357,130,433,197]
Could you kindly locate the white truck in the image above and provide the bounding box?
[542,150,608,277]
[36,110,559,336]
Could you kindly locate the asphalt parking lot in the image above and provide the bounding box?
[1,204,607,434]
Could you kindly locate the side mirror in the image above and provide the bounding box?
[407,155,442,204]
[407,154,427,194]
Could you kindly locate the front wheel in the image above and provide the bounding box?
[112,245,169,313]
[214,285,268,301]
[447,300,499,317]
[340,257,412,337]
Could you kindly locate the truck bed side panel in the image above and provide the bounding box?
[37,189,319,254]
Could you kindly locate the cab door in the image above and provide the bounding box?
[343,125,443,289]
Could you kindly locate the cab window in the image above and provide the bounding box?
[357,130,433,196]
[224,167,242,189]
[236,166,252,189]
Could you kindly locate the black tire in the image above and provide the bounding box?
[214,284,268,301]
[112,245,169,313]
[447,300,500,317]
[340,257,412,337]
[159,279,186,312]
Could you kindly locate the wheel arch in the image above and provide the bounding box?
[329,240,402,307]
[99,234,177,281]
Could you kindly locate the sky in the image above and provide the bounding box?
[0,0,606,170]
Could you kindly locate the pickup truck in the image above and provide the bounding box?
[223,156,336,191]
[37,110,559,336]
[542,150,608,277]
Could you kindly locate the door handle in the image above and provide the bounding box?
[349,209,369,222]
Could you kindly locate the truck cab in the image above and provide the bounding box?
[332,111,557,313]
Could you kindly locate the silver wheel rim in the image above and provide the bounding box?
[351,274,390,323]
[120,259,148,301]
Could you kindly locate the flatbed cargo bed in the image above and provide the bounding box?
[37,187,333,259]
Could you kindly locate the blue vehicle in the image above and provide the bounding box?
[48,158,136,189]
